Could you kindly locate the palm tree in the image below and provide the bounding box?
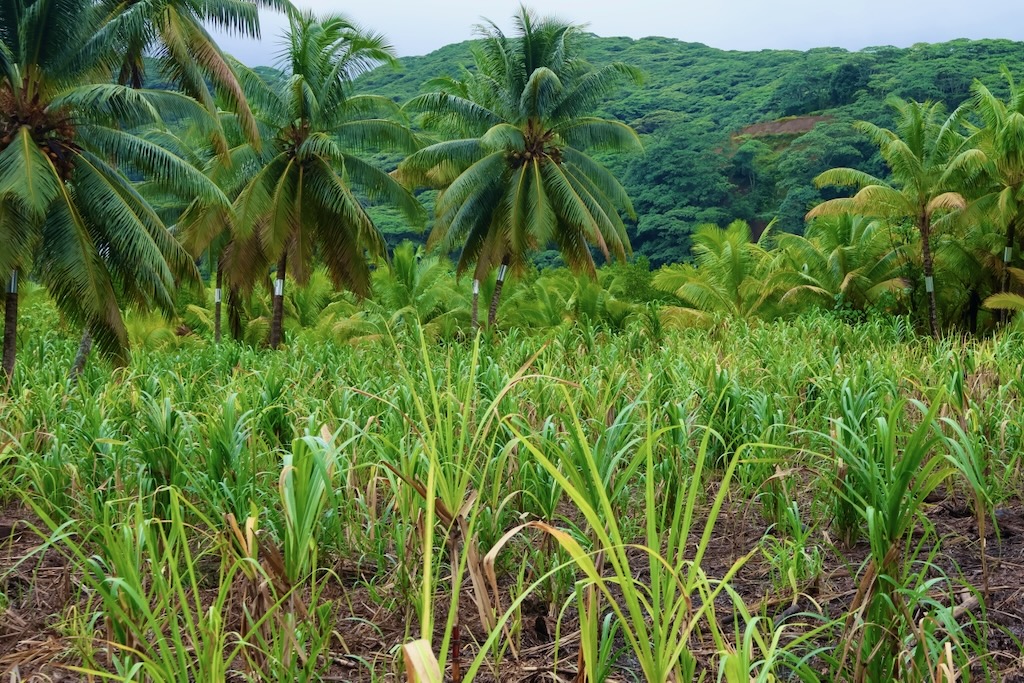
[399,7,643,328]
[222,12,423,349]
[808,98,971,337]
[934,219,1004,333]
[64,0,282,372]
[984,283,1024,317]
[764,214,908,312]
[68,108,247,376]
[157,119,250,344]
[652,220,776,320]
[0,0,223,381]
[503,271,573,329]
[91,0,289,146]
[964,70,1024,297]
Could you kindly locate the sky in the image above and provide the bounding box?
[214,0,1024,66]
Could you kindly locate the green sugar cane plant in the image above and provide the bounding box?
[255,364,293,447]
[223,508,299,681]
[940,416,997,602]
[715,604,835,683]
[760,500,824,606]
[503,386,754,683]
[191,391,258,522]
[824,396,963,682]
[21,435,77,519]
[30,490,246,682]
[279,425,343,588]
[829,377,885,547]
[518,416,570,613]
[220,424,352,680]
[236,572,339,683]
[133,391,193,518]
[369,330,546,682]
[541,387,648,679]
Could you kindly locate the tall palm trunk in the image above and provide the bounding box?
[2,270,17,382]
[1000,219,1017,324]
[471,279,480,330]
[228,285,243,341]
[69,328,93,380]
[268,251,287,349]
[920,218,939,339]
[487,258,509,328]
[966,289,980,335]
[214,257,224,344]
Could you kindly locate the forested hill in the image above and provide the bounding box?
[355,36,1024,266]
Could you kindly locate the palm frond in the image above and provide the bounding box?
[0,127,63,217]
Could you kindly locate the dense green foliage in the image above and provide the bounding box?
[0,0,226,369]
[3,294,1022,680]
[358,37,1024,264]
[4,1,1024,680]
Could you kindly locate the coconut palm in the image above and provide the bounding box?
[934,219,1004,332]
[764,214,908,312]
[222,12,423,349]
[963,70,1024,296]
[652,220,776,320]
[808,98,971,337]
[156,118,250,344]
[65,0,277,371]
[91,0,290,146]
[984,286,1024,316]
[66,112,239,377]
[503,272,573,329]
[0,0,223,380]
[399,7,643,329]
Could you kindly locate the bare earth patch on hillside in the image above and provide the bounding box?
[739,115,833,138]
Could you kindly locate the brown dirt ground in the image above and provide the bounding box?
[2,495,1023,682]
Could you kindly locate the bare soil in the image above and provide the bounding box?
[738,115,833,138]
[2,496,1023,682]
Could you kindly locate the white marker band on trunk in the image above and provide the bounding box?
[6,272,16,294]
[1005,247,1014,262]
[497,264,508,281]
[214,288,222,303]
[274,279,284,296]
[925,276,935,293]
[472,280,480,295]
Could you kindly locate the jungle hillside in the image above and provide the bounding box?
[349,36,1024,264]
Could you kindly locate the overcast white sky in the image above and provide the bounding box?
[214,0,1024,66]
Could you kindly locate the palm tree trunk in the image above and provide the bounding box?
[2,270,17,383]
[487,258,509,328]
[1000,220,1017,324]
[1003,219,1017,291]
[214,258,224,344]
[920,220,940,339]
[967,289,980,335]
[268,251,287,349]
[228,285,243,341]
[69,328,93,380]
[471,279,480,331]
